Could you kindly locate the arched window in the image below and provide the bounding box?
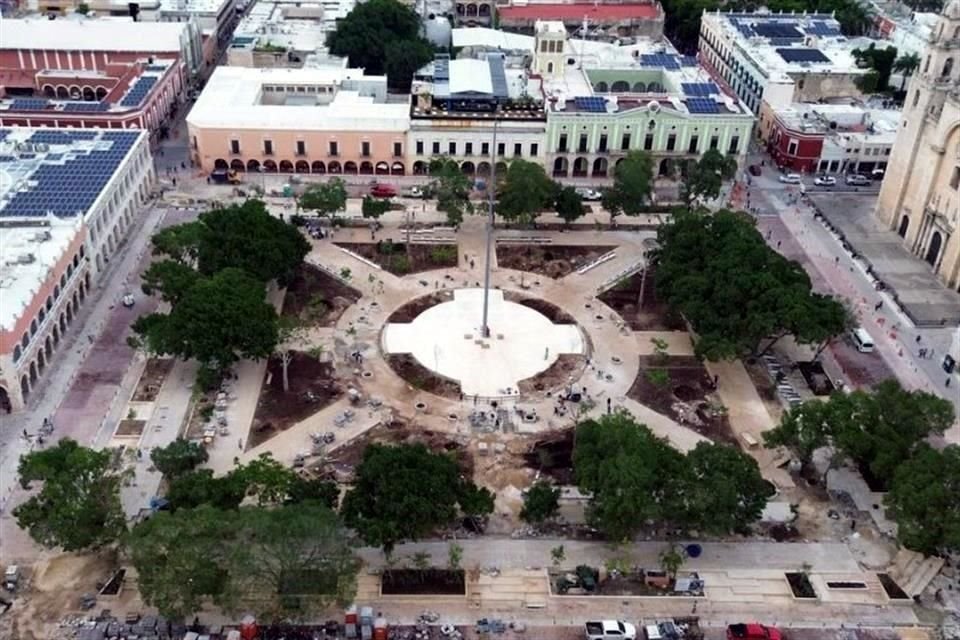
[942,57,954,78]
[913,90,921,107]
[13,345,22,362]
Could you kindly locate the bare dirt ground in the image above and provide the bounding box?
[598,268,685,331]
[496,245,616,279]
[114,419,146,437]
[335,242,458,276]
[386,353,462,400]
[282,263,361,327]
[628,355,736,446]
[502,292,576,324]
[249,352,342,448]
[518,354,587,395]
[387,291,454,323]
[130,358,174,402]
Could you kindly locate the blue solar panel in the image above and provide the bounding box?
[574,96,607,112]
[63,102,111,112]
[777,47,831,64]
[753,22,803,41]
[639,53,681,70]
[686,98,720,114]
[681,56,698,67]
[0,130,141,218]
[11,98,50,111]
[119,76,158,107]
[681,82,719,97]
[807,20,842,36]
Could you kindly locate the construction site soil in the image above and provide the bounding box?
[131,358,174,402]
[282,263,361,327]
[495,245,616,279]
[597,269,685,331]
[335,242,459,275]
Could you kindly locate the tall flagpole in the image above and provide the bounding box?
[480,111,499,338]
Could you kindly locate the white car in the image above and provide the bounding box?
[778,173,802,184]
[814,175,836,186]
[405,186,425,198]
[121,294,135,308]
[845,174,870,186]
[576,187,603,201]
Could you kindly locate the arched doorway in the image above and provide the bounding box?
[592,157,608,177]
[573,157,588,177]
[247,159,261,172]
[553,157,569,177]
[230,159,245,172]
[20,376,30,402]
[477,162,491,176]
[43,85,55,98]
[95,86,107,100]
[633,82,647,92]
[461,161,476,175]
[594,82,608,92]
[466,3,477,16]
[214,158,229,170]
[59,314,67,333]
[56,86,69,99]
[312,161,326,174]
[413,161,428,175]
[263,160,278,172]
[29,361,38,384]
[898,215,909,238]
[295,160,310,173]
[343,161,358,174]
[0,386,10,413]
[53,325,60,345]
[44,336,52,360]
[37,350,46,374]
[925,231,943,266]
[479,3,490,17]
[375,162,390,175]
[391,162,405,175]
[659,158,674,177]
[359,161,374,175]
[82,86,95,101]
[495,161,507,174]
[647,82,664,92]
[328,161,342,174]
[611,80,630,92]
[278,160,294,173]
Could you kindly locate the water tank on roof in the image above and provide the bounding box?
[423,16,452,49]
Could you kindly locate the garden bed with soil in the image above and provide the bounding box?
[496,244,616,279]
[322,422,471,477]
[785,572,817,599]
[386,353,461,400]
[877,573,910,600]
[115,419,146,437]
[502,292,575,324]
[335,242,458,275]
[627,356,736,445]
[250,351,342,448]
[381,569,466,596]
[518,354,587,394]
[131,358,174,402]
[597,268,685,331]
[387,291,454,323]
[797,360,835,396]
[282,263,361,327]
[524,428,575,485]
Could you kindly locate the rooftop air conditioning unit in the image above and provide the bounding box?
[17,253,36,265]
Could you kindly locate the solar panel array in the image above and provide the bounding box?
[681,56,698,67]
[752,22,804,42]
[685,98,720,114]
[120,76,158,107]
[1,130,140,218]
[807,20,842,36]
[776,47,831,64]
[681,82,719,97]
[11,98,50,111]
[487,56,509,99]
[639,53,681,70]
[63,102,111,113]
[574,96,607,113]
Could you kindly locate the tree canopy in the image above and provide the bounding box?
[520,480,561,525]
[681,149,738,205]
[325,0,432,91]
[299,179,347,217]
[852,43,898,92]
[602,151,654,221]
[429,157,474,227]
[554,185,585,226]
[150,438,209,479]
[361,196,391,220]
[652,209,849,360]
[133,268,279,369]
[341,443,492,554]
[886,444,960,555]
[15,439,126,551]
[496,159,555,225]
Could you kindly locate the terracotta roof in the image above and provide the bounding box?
[497,3,661,21]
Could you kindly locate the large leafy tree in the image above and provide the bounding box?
[15,439,126,551]
[133,268,279,369]
[886,445,960,555]
[852,43,898,91]
[554,185,585,227]
[652,209,848,360]
[496,159,555,226]
[299,179,347,217]
[326,0,433,91]
[150,438,209,479]
[341,443,490,554]
[681,149,738,205]
[141,260,200,305]
[520,480,561,525]
[602,150,654,223]
[893,52,921,92]
[429,157,474,227]
[574,413,683,540]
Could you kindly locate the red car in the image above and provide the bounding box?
[727,624,782,640]
[370,183,396,198]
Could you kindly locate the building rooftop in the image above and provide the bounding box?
[703,11,874,82]
[0,17,190,52]
[774,101,901,140]
[0,219,83,332]
[187,65,408,130]
[498,2,661,22]
[232,0,355,54]
[159,0,233,14]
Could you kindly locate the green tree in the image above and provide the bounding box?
[429,157,474,227]
[286,477,339,509]
[764,399,836,469]
[601,150,654,223]
[893,52,921,92]
[496,159,555,226]
[519,480,561,525]
[166,469,248,511]
[326,0,432,90]
[574,412,683,540]
[299,179,347,217]
[150,438,209,479]
[75,2,90,14]
[554,185,585,227]
[658,543,685,580]
[361,196,391,220]
[14,439,126,551]
[681,149,738,205]
[853,43,898,91]
[150,221,204,263]
[133,268,279,370]
[140,260,200,305]
[886,445,960,555]
[275,316,307,393]
[341,443,478,554]
[459,483,495,530]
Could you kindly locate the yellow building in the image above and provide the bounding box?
[876,0,960,292]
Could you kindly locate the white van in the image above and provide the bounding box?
[851,327,875,353]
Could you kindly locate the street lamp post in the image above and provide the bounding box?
[480,111,500,338]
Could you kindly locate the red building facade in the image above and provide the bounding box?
[766,115,824,173]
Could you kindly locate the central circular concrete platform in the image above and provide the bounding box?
[383,289,584,397]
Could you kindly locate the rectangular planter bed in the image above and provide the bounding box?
[380,569,466,596]
[785,572,817,599]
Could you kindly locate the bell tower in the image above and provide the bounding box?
[533,21,567,79]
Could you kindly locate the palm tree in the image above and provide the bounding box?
[894,53,922,92]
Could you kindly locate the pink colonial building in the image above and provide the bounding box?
[187,65,410,177]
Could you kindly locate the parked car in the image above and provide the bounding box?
[585,620,637,640]
[404,185,426,198]
[778,173,802,184]
[121,294,135,308]
[748,164,762,176]
[814,175,837,186]
[727,624,782,640]
[871,168,886,180]
[576,187,603,201]
[845,174,870,186]
[370,183,397,198]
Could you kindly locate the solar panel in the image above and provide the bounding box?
[753,22,804,40]
[574,96,606,112]
[11,98,50,111]
[685,98,720,114]
[639,53,681,70]
[776,47,831,64]
[119,76,158,107]
[807,20,842,36]
[681,56,698,67]
[681,82,719,97]
[487,56,509,99]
